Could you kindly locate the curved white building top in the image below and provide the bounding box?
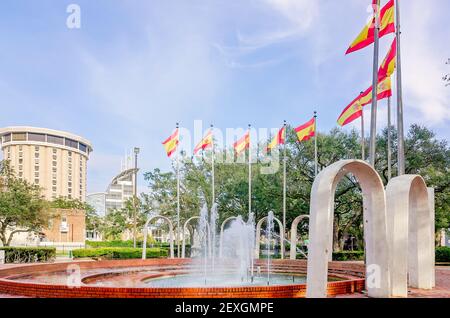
[0,126,93,156]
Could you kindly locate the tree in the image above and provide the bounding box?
[0,161,50,246]
[101,197,147,241]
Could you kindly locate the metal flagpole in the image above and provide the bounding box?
[176,123,181,257]
[314,111,318,177]
[387,98,392,181]
[369,0,381,167]
[248,124,252,218]
[282,120,287,237]
[211,124,215,206]
[359,92,365,161]
[396,0,405,175]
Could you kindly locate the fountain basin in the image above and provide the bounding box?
[0,259,365,298]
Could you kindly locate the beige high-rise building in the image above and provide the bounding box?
[0,126,93,201]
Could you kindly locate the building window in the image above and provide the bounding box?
[18,172,23,177]
[52,186,57,192]
[35,172,39,178]
[34,146,40,152]
[79,143,87,153]
[35,152,40,158]
[34,166,39,171]
[53,161,57,167]
[68,157,72,163]
[52,167,57,173]
[68,176,72,181]
[52,155,57,160]
[68,188,72,194]
[68,194,72,199]
[68,152,72,157]
[53,148,57,154]
[53,174,57,180]
[52,180,57,186]
[19,165,23,171]
[47,135,64,145]
[68,182,72,187]
[34,159,39,164]
[12,133,26,141]
[19,152,23,158]
[34,179,39,184]
[28,133,46,142]
[19,159,23,164]
[65,139,78,149]
[3,134,11,143]
[68,164,72,169]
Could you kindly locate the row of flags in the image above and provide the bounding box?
[162,117,317,158]
[338,0,397,127]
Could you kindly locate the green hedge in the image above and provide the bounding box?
[85,241,190,257]
[0,247,56,263]
[436,247,450,263]
[332,251,365,261]
[72,247,168,259]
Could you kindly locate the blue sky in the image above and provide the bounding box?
[0,0,449,194]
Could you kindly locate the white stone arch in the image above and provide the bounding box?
[218,216,244,258]
[181,216,211,258]
[255,215,285,260]
[290,215,309,260]
[142,216,174,259]
[306,160,390,298]
[386,175,434,297]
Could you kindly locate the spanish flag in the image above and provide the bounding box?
[295,118,315,142]
[234,131,250,155]
[338,77,392,126]
[378,37,396,81]
[162,128,179,158]
[346,0,395,55]
[266,126,286,151]
[194,130,213,154]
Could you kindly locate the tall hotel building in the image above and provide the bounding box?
[0,127,93,201]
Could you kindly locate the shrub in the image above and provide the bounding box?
[72,247,168,259]
[332,251,365,261]
[436,247,450,263]
[0,247,56,263]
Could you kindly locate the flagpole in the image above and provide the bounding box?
[314,111,318,177]
[248,124,252,218]
[175,123,181,258]
[282,120,287,239]
[360,92,365,161]
[387,97,392,181]
[396,0,405,175]
[369,0,381,167]
[211,124,215,207]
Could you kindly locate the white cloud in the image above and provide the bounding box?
[402,1,450,125]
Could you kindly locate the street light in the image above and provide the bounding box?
[133,147,140,248]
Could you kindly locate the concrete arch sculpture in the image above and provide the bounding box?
[386,175,434,297]
[306,160,390,298]
[218,217,244,258]
[289,215,309,260]
[255,215,285,260]
[142,215,175,259]
[181,216,211,258]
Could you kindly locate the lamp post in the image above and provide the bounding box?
[133,147,140,248]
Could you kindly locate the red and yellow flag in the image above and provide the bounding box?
[194,130,213,154]
[338,77,392,126]
[266,126,286,151]
[234,131,250,155]
[162,128,179,158]
[346,0,395,55]
[295,118,315,142]
[378,37,396,81]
